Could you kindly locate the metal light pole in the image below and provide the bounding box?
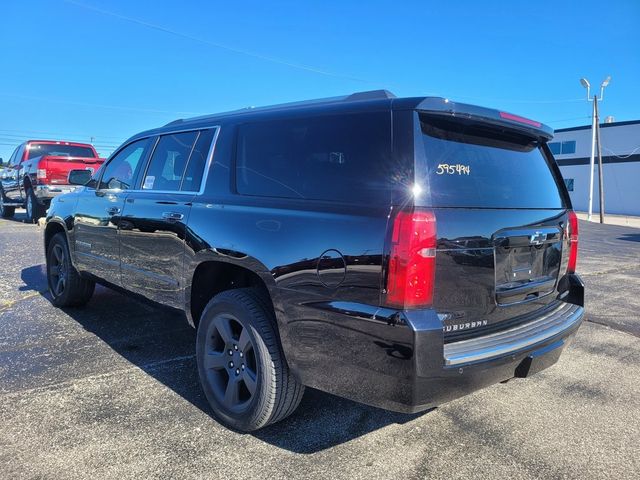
[595,104,605,224]
[580,76,611,223]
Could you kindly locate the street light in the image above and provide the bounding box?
[580,78,590,94]
[600,75,611,99]
[580,76,611,223]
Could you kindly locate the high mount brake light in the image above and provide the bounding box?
[567,210,579,274]
[499,111,542,128]
[385,210,437,309]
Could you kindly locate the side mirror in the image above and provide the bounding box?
[0,158,4,166]
[68,169,92,186]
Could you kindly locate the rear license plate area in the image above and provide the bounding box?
[493,227,563,305]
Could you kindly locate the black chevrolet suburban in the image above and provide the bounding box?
[44,90,584,431]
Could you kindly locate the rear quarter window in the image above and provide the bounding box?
[418,114,565,209]
[236,112,402,205]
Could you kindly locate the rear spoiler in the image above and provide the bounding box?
[414,97,554,141]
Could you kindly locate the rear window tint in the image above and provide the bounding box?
[27,143,95,159]
[418,114,565,209]
[236,112,399,204]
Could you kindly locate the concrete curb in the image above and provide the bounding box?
[576,211,640,229]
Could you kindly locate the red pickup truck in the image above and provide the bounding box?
[0,140,104,222]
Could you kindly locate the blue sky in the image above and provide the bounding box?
[1,0,638,160]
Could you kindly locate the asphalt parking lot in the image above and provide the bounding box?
[1,212,639,479]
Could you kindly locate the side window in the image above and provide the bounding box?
[7,146,19,166]
[561,140,576,155]
[142,131,198,191]
[549,141,576,155]
[15,145,25,164]
[236,113,393,204]
[181,129,215,192]
[564,178,574,192]
[99,138,150,190]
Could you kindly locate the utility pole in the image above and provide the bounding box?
[587,96,597,221]
[580,76,611,223]
[595,102,605,223]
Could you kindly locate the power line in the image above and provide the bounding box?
[545,115,592,125]
[0,92,206,116]
[0,127,123,140]
[0,133,118,143]
[603,145,640,159]
[0,136,120,147]
[64,0,374,85]
[444,93,587,105]
[0,139,118,149]
[64,1,597,107]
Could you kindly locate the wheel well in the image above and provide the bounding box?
[190,261,272,327]
[44,222,66,253]
[23,175,32,191]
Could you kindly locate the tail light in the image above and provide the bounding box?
[36,158,49,184]
[385,209,437,309]
[567,210,579,273]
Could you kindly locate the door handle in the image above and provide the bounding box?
[106,206,121,215]
[162,211,184,222]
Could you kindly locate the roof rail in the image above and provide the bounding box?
[345,90,397,101]
[164,118,184,126]
[163,89,396,126]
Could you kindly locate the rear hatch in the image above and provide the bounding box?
[414,109,571,341]
[39,155,102,184]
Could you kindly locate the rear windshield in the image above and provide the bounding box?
[418,114,565,209]
[27,143,96,159]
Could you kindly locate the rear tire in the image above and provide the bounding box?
[196,288,305,431]
[46,232,95,307]
[0,194,15,218]
[26,188,45,224]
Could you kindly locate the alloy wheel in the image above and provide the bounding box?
[48,243,68,297]
[202,314,258,412]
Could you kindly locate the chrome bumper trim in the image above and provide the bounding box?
[444,303,584,366]
[34,185,76,197]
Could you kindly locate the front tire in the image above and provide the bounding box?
[46,232,95,307]
[196,288,304,431]
[26,188,45,224]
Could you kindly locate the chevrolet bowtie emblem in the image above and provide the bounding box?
[529,231,547,245]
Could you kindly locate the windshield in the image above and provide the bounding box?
[417,113,565,209]
[27,143,96,159]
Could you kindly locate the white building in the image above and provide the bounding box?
[553,120,640,216]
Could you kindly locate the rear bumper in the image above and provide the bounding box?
[34,185,77,201]
[403,301,583,413]
[443,303,582,366]
[285,275,585,413]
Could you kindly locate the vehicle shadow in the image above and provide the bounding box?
[22,264,425,454]
[1,210,30,224]
[617,233,640,242]
[20,264,48,293]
